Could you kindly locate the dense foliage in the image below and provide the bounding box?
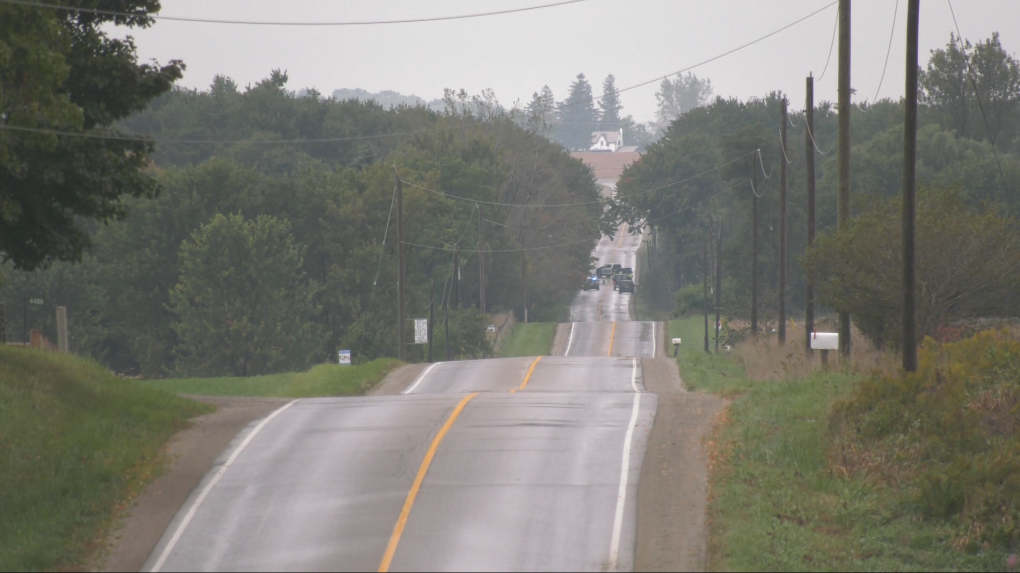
[0,0,183,270]
[1,72,605,376]
[614,32,1020,334]
[829,331,1020,551]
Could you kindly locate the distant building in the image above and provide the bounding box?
[589,129,624,152]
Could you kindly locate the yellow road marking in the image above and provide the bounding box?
[608,321,617,356]
[510,356,543,394]
[378,392,479,572]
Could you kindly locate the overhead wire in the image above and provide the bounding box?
[778,128,793,164]
[816,7,839,81]
[403,238,594,254]
[806,122,835,155]
[0,0,590,26]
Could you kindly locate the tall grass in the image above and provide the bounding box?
[0,347,210,571]
[145,358,401,397]
[669,316,1014,571]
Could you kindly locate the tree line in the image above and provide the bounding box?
[615,32,1020,347]
[1,68,607,377]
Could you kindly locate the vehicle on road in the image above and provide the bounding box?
[612,263,622,274]
[581,276,600,291]
[618,279,635,293]
[620,267,634,278]
[613,273,626,290]
[597,264,614,278]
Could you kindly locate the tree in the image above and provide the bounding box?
[555,73,599,150]
[525,85,557,134]
[801,188,1020,348]
[0,1,184,270]
[169,214,321,377]
[654,73,713,130]
[599,74,623,131]
[920,33,1020,148]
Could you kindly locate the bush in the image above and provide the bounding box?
[828,330,1020,550]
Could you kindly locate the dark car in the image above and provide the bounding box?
[612,273,626,290]
[612,263,622,274]
[582,276,600,291]
[618,279,635,293]
[620,267,634,278]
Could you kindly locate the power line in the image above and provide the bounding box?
[645,178,751,224]
[778,128,793,164]
[871,0,900,104]
[568,1,838,109]
[816,7,839,81]
[0,0,589,26]
[403,238,594,253]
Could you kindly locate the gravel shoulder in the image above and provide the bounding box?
[550,322,571,356]
[636,354,726,572]
[99,396,288,572]
[368,362,428,395]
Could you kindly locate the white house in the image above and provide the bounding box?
[589,129,624,152]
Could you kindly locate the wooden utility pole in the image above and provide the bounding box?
[902,0,920,371]
[715,222,722,353]
[395,170,406,361]
[805,75,817,354]
[477,204,485,314]
[751,154,759,335]
[428,279,434,363]
[779,97,789,344]
[444,276,451,362]
[452,245,459,308]
[837,0,852,358]
[704,240,710,353]
[0,303,6,343]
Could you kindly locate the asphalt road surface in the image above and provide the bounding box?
[145,226,661,572]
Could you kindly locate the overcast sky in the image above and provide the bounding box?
[123,0,1020,121]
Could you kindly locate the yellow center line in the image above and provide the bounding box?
[510,356,543,394]
[608,320,617,357]
[378,392,479,572]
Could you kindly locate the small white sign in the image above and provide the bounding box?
[29,298,44,306]
[338,350,351,365]
[414,319,428,344]
[486,324,496,333]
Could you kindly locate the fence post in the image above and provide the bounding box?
[56,306,69,354]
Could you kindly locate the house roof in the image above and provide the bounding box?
[590,130,622,144]
[570,151,641,181]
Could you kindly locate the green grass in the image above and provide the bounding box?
[146,358,402,397]
[670,316,1013,571]
[498,322,557,358]
[0,347,211,572]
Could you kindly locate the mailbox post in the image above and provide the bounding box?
[672,337,682,357]
[810,332,839,366]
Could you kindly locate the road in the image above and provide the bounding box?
[145,225,662,572]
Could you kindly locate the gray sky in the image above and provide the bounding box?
[124,0,1020,121]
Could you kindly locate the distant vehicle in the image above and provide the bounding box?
[620,267,634,278]
[612,273,626,290]
[612,263,622,274]
[582,276,600,291]
[597,265,614,278]
[618,279,635,293]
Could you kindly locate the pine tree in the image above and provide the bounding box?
[599,74,623,131]
[555,74,600,150]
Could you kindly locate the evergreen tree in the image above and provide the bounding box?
[599,74,623,131]
[555,74,599,150]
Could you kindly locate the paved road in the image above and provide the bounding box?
[145,225,660,573]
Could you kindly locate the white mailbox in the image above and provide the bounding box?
[810,332,839,350]
[672,338,682,346]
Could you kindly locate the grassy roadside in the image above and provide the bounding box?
[498,322,557,358]
[671,317,1011,571]
[145,358,401,397]
[0,347,211,572]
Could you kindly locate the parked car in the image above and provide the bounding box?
[613,273,626,290]
[582,276,600,291]
[612,263,622,274]
[597,264,614,278]
[618,279,635,294]
[620,267,634,278]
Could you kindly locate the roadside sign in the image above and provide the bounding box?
[414,319,428,344]
[338,350,351,365]
[29,298,44,306]
[486,324,496,333]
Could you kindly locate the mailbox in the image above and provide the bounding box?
[810,332,838,350]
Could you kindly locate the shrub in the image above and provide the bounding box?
[829,330,1020,550]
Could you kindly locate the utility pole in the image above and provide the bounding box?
[805,75,817,354]
[394,169,406,361]
[477,204,485,314]
[902,0,920,371]
[0,303,6,343]
[445,268,451,362]
[715,221,722,353]
[837,0,852,358]
[704,240,710,353]
[779,98,788,344]
[428,279,434,363]
[452,245,459,308]
[751,154,759,335]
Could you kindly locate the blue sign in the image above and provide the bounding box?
[338,350,351,365]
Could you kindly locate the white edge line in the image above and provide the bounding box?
[149,399,298,572]
[608,389,642,571]
[630,357,639,393]
[651,322,656,358]
[402,362,440,395]
[564,322,575,356]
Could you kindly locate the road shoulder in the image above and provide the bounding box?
[99,396,288,572]
[550,322,571,356]
[368,362,429,395]
[636,357,726,572]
